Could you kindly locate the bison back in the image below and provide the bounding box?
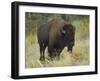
[37,21,51,45]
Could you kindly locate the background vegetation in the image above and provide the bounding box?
[25,12,89,68]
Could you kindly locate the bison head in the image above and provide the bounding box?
[60,24,75,53]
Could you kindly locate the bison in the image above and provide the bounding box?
[37,19,75,61]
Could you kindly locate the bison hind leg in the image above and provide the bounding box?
[39,43,46,61]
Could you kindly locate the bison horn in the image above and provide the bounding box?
[61,28,66,34]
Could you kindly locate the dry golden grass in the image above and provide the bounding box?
[25,17,89,68]
[25,33,89,68]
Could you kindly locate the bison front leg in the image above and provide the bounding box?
[67,40,75,53]
[56,49,62,60]
[67,46,73,53]
[48,47,55,60]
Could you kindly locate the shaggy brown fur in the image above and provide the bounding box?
[37,18,75,61]
[49,19,65,47]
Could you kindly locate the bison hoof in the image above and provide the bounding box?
[40,57,45,61]
[56,56,60,60]
[69,51,72,54]
[47,56,53,61]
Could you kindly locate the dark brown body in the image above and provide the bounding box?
[37,19,75,61]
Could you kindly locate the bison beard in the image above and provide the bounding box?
[37,19,75,61]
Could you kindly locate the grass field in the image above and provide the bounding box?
[25,23,89,68]
[25,14,89,68]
